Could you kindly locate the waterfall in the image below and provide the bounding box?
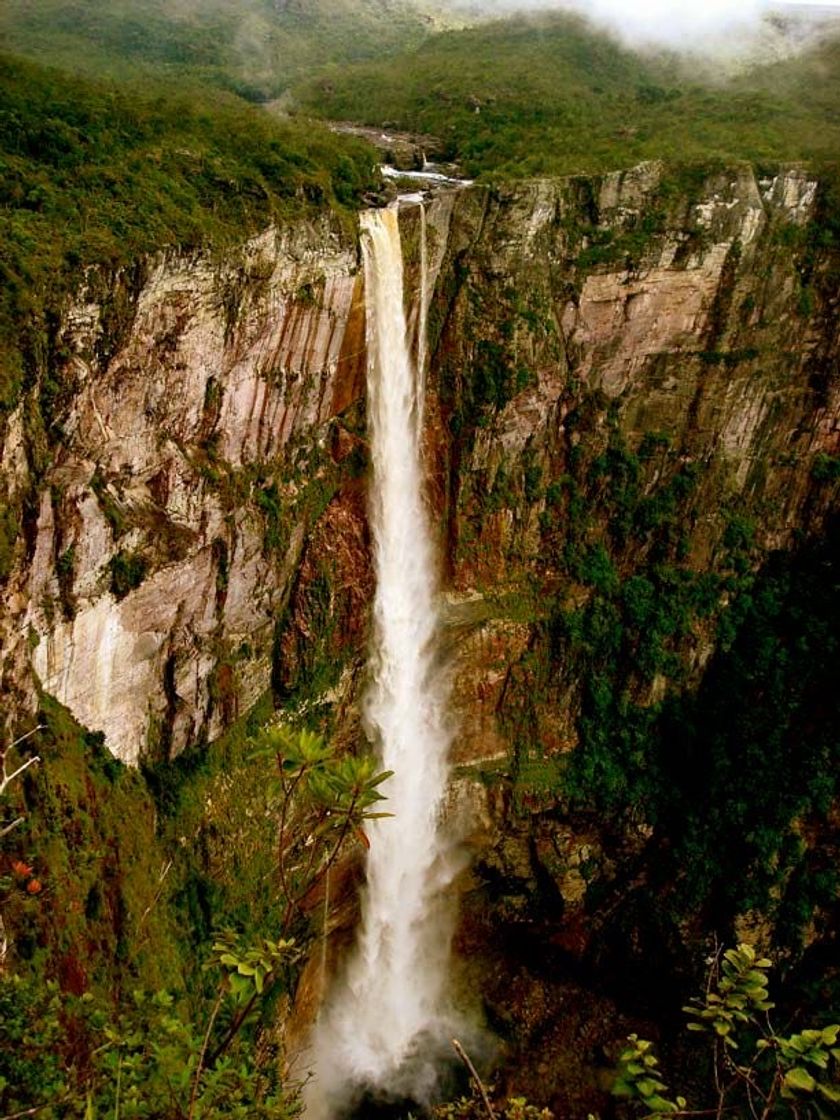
[307,205,461,1114]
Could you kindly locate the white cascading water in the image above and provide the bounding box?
[308,204,461,1115]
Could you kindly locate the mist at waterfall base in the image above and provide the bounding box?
[305,207,471,1118]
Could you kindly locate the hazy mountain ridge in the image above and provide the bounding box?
[0,0,459,97]
[295,10,840,178]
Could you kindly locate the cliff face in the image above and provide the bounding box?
[417,163,840,1113]
[2,161,840,1111]
[0,217,368,764]
[6,163,836,767]
[425,162,838,763]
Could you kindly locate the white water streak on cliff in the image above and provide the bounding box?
[309,205,459,1111]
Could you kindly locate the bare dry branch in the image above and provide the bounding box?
[0,754,40,797]
[452,1038,495,1120]
[0,725,44,797]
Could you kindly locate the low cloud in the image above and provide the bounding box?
[447,0,831,48]
[572,0,768,43]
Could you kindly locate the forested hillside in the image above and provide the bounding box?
[296,12,840,176]
[0,0,450,98]
[0,52,377,409]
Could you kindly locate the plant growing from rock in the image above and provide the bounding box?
[256,722,393,930]
[433,1094,554,1120]
[432,1040,554,1120]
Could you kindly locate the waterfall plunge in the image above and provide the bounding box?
[308,206,462,1115]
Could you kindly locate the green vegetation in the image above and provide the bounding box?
[0,499,19,582]
[2,2,840,1113]
[0,51,377,411]
[435,1093,553,1120]
[296,13,840,178]
[1,701,390,1119]
[544,485,840,928]
[1,695,181,998]
[0,0,441,99]
[109,549,149,600]
[468,380,840,948]
[652,527,840,922]
[56,545,77,620]
[615,945,840,1118]
[812,452,840,483]
[0,971,295,1119]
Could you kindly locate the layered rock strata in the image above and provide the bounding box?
[0,218,368,763]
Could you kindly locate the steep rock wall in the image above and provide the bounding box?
[425,162,838,766]
[2,166,840,1115]
[2,158,838,839]
[280,165,840,1114]
[0,217,369,764]
[419,163,840,1114]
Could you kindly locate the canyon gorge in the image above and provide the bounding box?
[2,158,840,1115]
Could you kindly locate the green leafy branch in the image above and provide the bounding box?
[684,944,774,1049]
[614,944,840,1120]
[613,1035,688,1118]
[255,723,392,929]
[186,725,392,1111]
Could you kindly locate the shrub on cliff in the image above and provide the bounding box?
[614,944,840,1119]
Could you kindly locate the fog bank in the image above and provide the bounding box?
[441,0,839,48]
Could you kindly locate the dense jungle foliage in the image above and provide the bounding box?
[296,12,840,177]
[546,470,840,941]
[0,702,390,1119]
